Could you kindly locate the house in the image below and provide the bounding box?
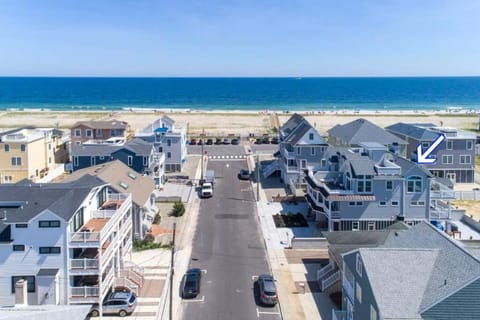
[71,138,165,187]
[60,160,158,240]
[70,119,130,146]
[386,123,476,183]
[331,222,480,320]
[327,118,408,157]
[264,114,328,196]
[0,176,143,307]
[0,127,66,183]
[135,115,187,172]
[305,143,459,231]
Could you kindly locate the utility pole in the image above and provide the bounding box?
[169,222,176,320]
[256,154,260,201]
[201,128,205,181]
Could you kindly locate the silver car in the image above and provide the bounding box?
[90,291,137,317]
[258,274,278,306]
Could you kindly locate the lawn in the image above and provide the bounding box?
[273,213,309,228]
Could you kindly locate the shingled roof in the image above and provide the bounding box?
[72,119,129,130]
[385,122,439,141]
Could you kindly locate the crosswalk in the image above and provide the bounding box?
[208,154,248,159]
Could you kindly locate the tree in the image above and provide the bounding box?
[172,201,185,217]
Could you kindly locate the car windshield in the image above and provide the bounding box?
[241,169,248,174]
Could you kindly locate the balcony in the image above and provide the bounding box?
[281,147,296,159]
[430,189,456,200]
[68,193,132,247]
[70,258,100,275]
[69,267,115,303]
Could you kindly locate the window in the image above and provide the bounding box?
[321,159,327,168]
[348,201,356,207]
[309,133,314,140]
[311,147,315,156]
[86,129,92,137]
[99,156,105,160]
[446,140,453,150]
[356,282,362,303]
[73,156,79,167]
[15,224,27,228]
[467,140,473,150]
[158,147,163,153]
[421,142,429,149]
[352,221,359,231]
[367,221,375,231]
[74,129,81,137]
[357,175,372,193]
[11,276,35,293]
[379,201,387,206]
[442,155,453,164]
[13,245,25,251]
[167,139,171,147]
[119,181,128,189]
[391,201,399,206]
[460,155,471,164]
[20,144,25,152]
[96,129,102,137]
[411,201,426,206]
[38,220,60,228]
[143,157,148,166]
[39,247,61,254]
[297,147,301,155]
[4,144,9,152]
[127,156,133,166]
[90,157,96,166]
[167,152,171,159]
[407,176,422,193]
[356,201,363,206]
[370,305,378,320]
[11,157,22,166]
[386,180,393,191]
[356,254,363,276]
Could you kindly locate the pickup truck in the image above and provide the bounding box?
[200,182,213,198]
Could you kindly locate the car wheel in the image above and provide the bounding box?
[119,310,128,317]
[90,310,99,317]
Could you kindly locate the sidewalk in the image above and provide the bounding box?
[249,155,325,320]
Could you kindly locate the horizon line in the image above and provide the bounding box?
[1,75,480,79]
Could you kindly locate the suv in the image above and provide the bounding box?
[182,268,202,298]
[215,137,223,145]
[90,291,137,317]
[257,274,278,306]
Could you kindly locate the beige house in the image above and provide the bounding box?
[70,119,131,146]
[0,128,61,183]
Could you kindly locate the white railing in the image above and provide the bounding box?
[70,286,99,298]
[69,231,101,243]
[322,270,340,291]
[114,277,139,296]
[91,209,117,219]
[120,269,143,287]
[71,258,99,269]
[102,267,115,289]
[99,195,132,243]
[430,190,456,199]
[108,193,130,201]
[332,309,347,320]
[317,262,334,281]
[343,273,355,302]
[124,261,145,277]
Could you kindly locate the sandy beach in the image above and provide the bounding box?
[0,109,478,137]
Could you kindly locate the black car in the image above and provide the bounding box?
[215,137,223,145]
[198,139,204,145]
[182,268,202,298]
[262,136,270,144]
[257,274,278,306]
[231,138,239,145]
[206,138,213,145]
[270,136,279,144]
[254,138,262,144]
[238,169,250,180]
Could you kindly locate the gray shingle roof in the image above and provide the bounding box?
[280,114,305,138]
[328,118,407,146]
[0,175,105,223]
[385,122,439,141]
[72,119,129,130]
[121,138,154,156]
[72,138,153,157]
[359,248,439,319]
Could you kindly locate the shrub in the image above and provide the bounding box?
[153,213,161,225]
[172,201,185,217]
[133,238,163,251]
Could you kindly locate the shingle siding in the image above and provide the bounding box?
[421,278,480,320]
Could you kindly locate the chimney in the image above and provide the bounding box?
[15,279,28,305]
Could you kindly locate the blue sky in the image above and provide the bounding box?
[0,0,479,76]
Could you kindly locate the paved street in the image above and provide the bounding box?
[181,159,281,320]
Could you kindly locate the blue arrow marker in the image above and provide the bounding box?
[416,134,446,164]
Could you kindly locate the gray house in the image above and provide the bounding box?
[328,118,408,157]
[135,115,187,172]
[305,142,459,231]
[386,123,476,183]
[333,222,480,320]
[264,114,328,196]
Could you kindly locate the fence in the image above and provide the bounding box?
[291,237,328,249]
[454,191,480,200]
[156,196,182,203]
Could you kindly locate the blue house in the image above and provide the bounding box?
[71,138,165,186]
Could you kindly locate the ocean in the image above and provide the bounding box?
[0,77,479,112]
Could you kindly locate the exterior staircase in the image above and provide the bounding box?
[317,261,340,292]
[263,159,280,178]
[117,261,145,294]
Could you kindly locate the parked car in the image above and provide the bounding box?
[257,274,278,306]
[238,169,250,180]
[190,138,197,145]
[182,268,202,298]
[223,138,230,145]
[270,136,279,144]
[231,138,239,145]
[254,138,262,144]
[215,137,223,145]
[198,139,204,145]
[206,138,213,145]
[262,136,270,144]
[89,291,137,317]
